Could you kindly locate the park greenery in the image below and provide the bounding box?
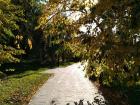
[0,68,51,105]
[38,0,140,87]
[0,0,140,105]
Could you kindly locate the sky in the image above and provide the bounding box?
[67,0,99,33]
[41,0,99,33]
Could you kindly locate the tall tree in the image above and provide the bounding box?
[39,0,140,86]
[83,0,140,86]
[0,0,24,66]
[12,0,44,55]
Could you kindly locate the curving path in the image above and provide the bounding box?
[28,63,105,105]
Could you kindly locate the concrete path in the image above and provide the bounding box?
[28,63,105,105]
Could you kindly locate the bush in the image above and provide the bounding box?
[86,61,140,87]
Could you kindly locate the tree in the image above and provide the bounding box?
[0,0,43,71]
[38,0,140,87]
[38,11,79,65]
[0,0,24,66]
[11,0,44,54]
[74,0,140,87]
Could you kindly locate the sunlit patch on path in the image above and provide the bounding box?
[28,63,106,105]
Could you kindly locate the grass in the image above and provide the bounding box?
[0,69,51,105]
[0,61,75,105]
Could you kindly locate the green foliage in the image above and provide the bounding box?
[38,0,140,87]
[0,0,44,69]
[0,45,25,64]
[38,12,81,65]
[83,0,140,87]
[0,0,24,40]
[0,0,21,40]
[0,0,25,66]
[11,0,44,51]
[0,0,24,42]
[1,0,140,88]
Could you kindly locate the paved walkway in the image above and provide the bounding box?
[28,63,105,105]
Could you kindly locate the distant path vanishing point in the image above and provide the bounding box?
[28,63,105,105]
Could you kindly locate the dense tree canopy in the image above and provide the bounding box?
[0,0,140,87]
[39,0,140,87]
[0,0,44,68]
[0,0,25,64]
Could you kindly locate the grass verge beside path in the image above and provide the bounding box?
[0,69,51,105]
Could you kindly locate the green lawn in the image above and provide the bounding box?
[0,69,51,105]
